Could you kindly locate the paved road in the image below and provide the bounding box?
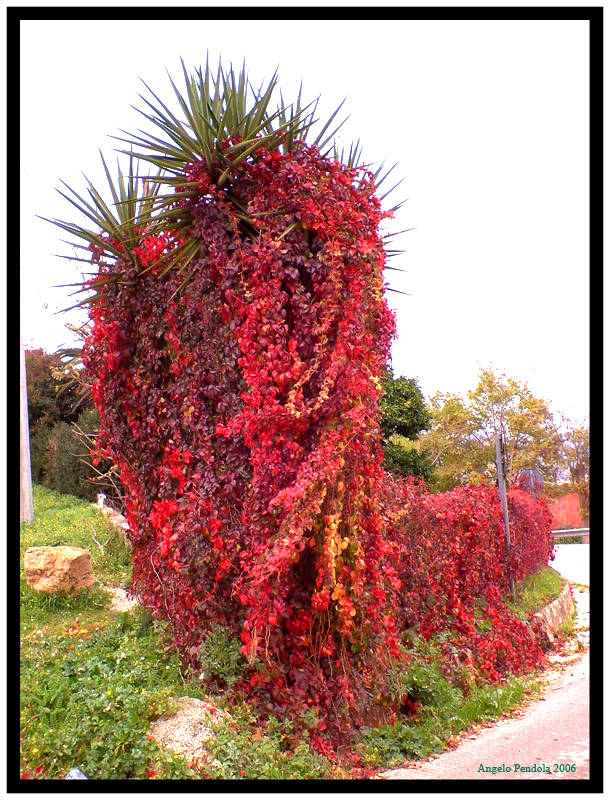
[551,544,589,586]
[381,590,590,782]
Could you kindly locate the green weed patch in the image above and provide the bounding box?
[357,637,539,769]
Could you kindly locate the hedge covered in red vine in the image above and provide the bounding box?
[386,479,554,681]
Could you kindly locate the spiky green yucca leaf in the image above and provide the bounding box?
[42,153,164,305]
[44,153,160,254]
[47,56,406,306]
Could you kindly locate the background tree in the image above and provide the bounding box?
[30,400,116,503]
[418,369,563,492]
[379,368,434,481]
[26,332,119,505]
[25,349,80,435]
[559,422,589,521]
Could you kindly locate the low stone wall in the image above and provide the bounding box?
[98,504,129,532]
[93,497,131,545]
[533,581,575,641]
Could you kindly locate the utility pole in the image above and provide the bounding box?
[20,338,34,523]
[495,431,514,600]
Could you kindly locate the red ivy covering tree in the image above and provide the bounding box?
[52,60,555,742]
[83,143,401,727]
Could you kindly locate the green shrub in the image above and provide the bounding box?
[30,425,52,485]
[52,422,82,497]
[197,625,246,691]
[204,712,331,779]
[29,407,113,504]
[380,634,461,709]
[382,436,435,483]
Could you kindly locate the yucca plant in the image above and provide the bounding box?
[46,57,410,744]
[48,58,404,303]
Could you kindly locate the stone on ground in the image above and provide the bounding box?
[24,546,96,593]
[149,697,229,771]
[64,767,88,779]
[103,584,139,612]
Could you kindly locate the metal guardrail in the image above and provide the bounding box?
[552,527,590,540]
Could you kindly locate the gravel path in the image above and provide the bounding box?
[102,584,139,613]
[380,588,590,782]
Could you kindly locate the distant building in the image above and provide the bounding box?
[547,492,583,530]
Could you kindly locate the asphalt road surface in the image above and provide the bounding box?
[551,544,589,586]
[381,589,590,782]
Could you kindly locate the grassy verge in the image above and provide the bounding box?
[355,633,541,769]
[20,486,332,780]
[508,566,566,617]
[20,485,551,780]
[20,485,132,586]
[20,487,199,779]
[356,564,565,770]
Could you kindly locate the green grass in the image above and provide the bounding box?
[20,485,545,780]
[20,608,203,779]
[509,566,566,616]
[356,635,540,769]
[202,710,331,779]
[20,487,201,779]
[21,485,132,586]
[19,485,332,781]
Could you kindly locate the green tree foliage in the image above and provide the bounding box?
[26,343,116,503]
[30,425,52,485]
[559,423,589,520]
[418,369,564,492]
[25,349,80,435]
[47,421,82,497]
[30,406,111,503]
[379,368,434,481]
[380,369,431,440]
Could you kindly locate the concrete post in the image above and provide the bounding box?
[20,339,34,523]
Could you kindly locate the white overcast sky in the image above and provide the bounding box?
[19,16,590,424]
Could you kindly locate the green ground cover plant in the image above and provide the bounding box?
[20,608,200,779]
[20,488,193,779]
[202,711,332,779]
[20,486,556,780]
[20,486,334,780]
